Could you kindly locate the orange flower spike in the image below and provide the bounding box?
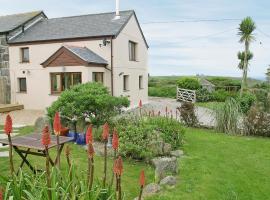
[41,126,51,146]
[53,112,61,135]
[139,99,143,108]
[112,128,119,150]
[102,122,109,141]
[4,114,12,135]
[139,170,145,187]
[113,159,118,175]
[88,143,95,158]
[86,125,93,144]
[0,188,3,200]
[117,156,123,176]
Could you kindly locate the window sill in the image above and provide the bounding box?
[20,61,30,64]
[123,90,130,92]
[139,88,144,90]
[17,91,27,94]
[49,93,61,96]
[129,60,139,62]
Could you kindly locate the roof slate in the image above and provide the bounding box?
[0,11,43,33]
[9,10,134,43]
[64,45,108,65]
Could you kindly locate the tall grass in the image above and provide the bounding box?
[214,98,241,134]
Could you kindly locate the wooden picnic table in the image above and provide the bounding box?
[0,133,73,174]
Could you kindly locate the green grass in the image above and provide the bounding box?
[0,127,155,199]
[147,128,270,200]
[195,101,224,110]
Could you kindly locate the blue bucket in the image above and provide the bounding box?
[75,133,86,145]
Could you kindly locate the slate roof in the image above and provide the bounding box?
[0,11,44,33]
[9,10,138,44]
[65,45,108,65]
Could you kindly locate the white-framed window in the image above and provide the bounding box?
[92,72,104,83]
[139,75,143,89]
[20,47,29,63]
[123,75,129,91]
[18,77,27,92]
[129,41,137,61]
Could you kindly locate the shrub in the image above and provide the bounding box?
[115,115,185,160]
[177,78,200,90]
[178,102,198,127]
[196,88,213,102]
[244,105,270,136]
[214,98,241,134]
[252,89,270,112]
[207,77,241,90]
[236,92,256,113]
[47,82,130,128]
[211,89,237,102]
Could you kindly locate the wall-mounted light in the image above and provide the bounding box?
[119,72,124,76]
[99,38,111,47]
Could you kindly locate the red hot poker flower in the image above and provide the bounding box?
[139,170,145,187]
[86,125,93,144]
[4,114,12,135]
[102,122,109,141]
[113,156,123,176]
[41,126,51,146]
[0,188,3,200]
[112,128,119,150]
[53,112,61,135]
[88,142,95,158]
[139,100,143,108]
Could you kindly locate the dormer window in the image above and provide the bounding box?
[21,47,29,63]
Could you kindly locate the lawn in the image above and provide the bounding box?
[147,128,270,200]
[195,101,224,110]
[0,126,155,199]
[2,126,270,199]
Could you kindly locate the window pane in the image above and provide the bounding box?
[73,73,82,85]
[123,75,129,91]
[51,74,61,92]
[22,48,29,62]
[139,76,143,89]
[129,41,136,61]
[63,73,71,90]
[93,72,103,83]
[19,78,27,92]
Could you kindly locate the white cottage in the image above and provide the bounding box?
[8,9,149,110]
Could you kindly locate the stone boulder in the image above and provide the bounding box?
[34,116,52,133]
[151,157,178,182]
[170,150,184,158]
[160,176,177,186]
[142,183,161,197]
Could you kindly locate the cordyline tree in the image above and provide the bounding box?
[47,82,130,130]
[4,114,14,175]
[238,17,256,97]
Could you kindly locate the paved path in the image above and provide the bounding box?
[0,110,44,126]
[144,97,216,127]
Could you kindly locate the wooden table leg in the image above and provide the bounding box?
[14,146,37,174]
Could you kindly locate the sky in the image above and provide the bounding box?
[1,0,270,79]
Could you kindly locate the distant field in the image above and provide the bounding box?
[148,76,262,98]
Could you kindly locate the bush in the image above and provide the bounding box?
[196,88,213,102]
[236,92,256,113]
[177,78,200,90]
[207,77,241,90]
[211,89,237,102]
[178,102,198,127]
[115,115,185,160]
[244,105,270,136]
[215,98,241,134]
[47,82,130,128]
[252,89,270,112]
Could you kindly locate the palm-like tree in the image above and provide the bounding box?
[237,51,253,70]
[238,17,256,96]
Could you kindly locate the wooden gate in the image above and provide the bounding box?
[176,87,196,103]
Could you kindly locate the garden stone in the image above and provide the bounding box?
[160,176,177,186]
[89,142,114,157]
[151,157,178,181]
[170,150,184,158]
[143,183,161,197]
[163,143,172,155]
[34,116,51,133]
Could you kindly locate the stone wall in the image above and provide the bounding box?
[0,34,9,69]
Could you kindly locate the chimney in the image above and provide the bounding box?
[115,0,120,19]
